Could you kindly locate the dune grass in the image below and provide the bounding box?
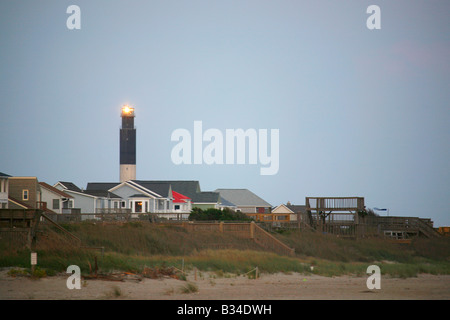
[0,222,449,278]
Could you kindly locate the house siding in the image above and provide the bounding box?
[8,177,40,208]
[64,191,96,213]
[272,204,296,221]
[40,187,62,213]
[192,203,217,210]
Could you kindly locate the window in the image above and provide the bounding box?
[135,201,142,213]
[174,204,180,210]
[53,199,60,209]
[22,190,29,201]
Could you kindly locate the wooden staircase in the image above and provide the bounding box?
[183,221,295,256]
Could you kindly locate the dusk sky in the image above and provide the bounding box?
[1,1,449,226]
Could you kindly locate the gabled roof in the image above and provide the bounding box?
[55,181,121,199]
[153,180,201,199]
[286,204,306,213]
[83,190,122,199]
[155,180,219,203]
[130,180,172,198]
[39,182,73,198]
[129,180,217,203]
[86,182,120,191]
[56,181,82,193]
[215,189,271,207]
[86,180,218,203]
[272,204,295,214]
[91,180,170,199]
[0,172,12,178]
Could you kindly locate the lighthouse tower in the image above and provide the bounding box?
[120,105,136,182]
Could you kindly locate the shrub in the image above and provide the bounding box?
[180,282,198,294]
[189,208,251,221]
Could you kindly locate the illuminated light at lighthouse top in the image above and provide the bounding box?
[121,105,135,117]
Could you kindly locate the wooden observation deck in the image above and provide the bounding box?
[305,197,365,236]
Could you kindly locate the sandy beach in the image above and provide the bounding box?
[1,268,449,300]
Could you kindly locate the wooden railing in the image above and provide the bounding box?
[96,208,132,214]
[306,197,365,212]
[252,223,295,256]
[362,216,441,238]
[182,221,295,256]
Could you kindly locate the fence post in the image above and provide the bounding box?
[250,221,255,239]
[219,221,224,233]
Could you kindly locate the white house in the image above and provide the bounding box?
[89,180,174,214]
[39,182,74,214]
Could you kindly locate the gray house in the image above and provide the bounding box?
[53,181,122,214]
[86,180,220,213]
[215,188,272,214]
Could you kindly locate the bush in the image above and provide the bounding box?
[189,208,252,221]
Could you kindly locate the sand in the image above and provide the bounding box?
[0,268,449,300]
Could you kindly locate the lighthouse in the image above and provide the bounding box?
[120,105,136,182]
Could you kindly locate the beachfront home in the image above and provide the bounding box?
[53,181,122,214]
[215,188,272,220]
[271,203,307,222]
[39,182,74,214]
[86,180,219,215]
[106,180,174,214]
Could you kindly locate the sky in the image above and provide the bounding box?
[0,1,449,227]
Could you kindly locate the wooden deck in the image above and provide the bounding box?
[0,209,42,249]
